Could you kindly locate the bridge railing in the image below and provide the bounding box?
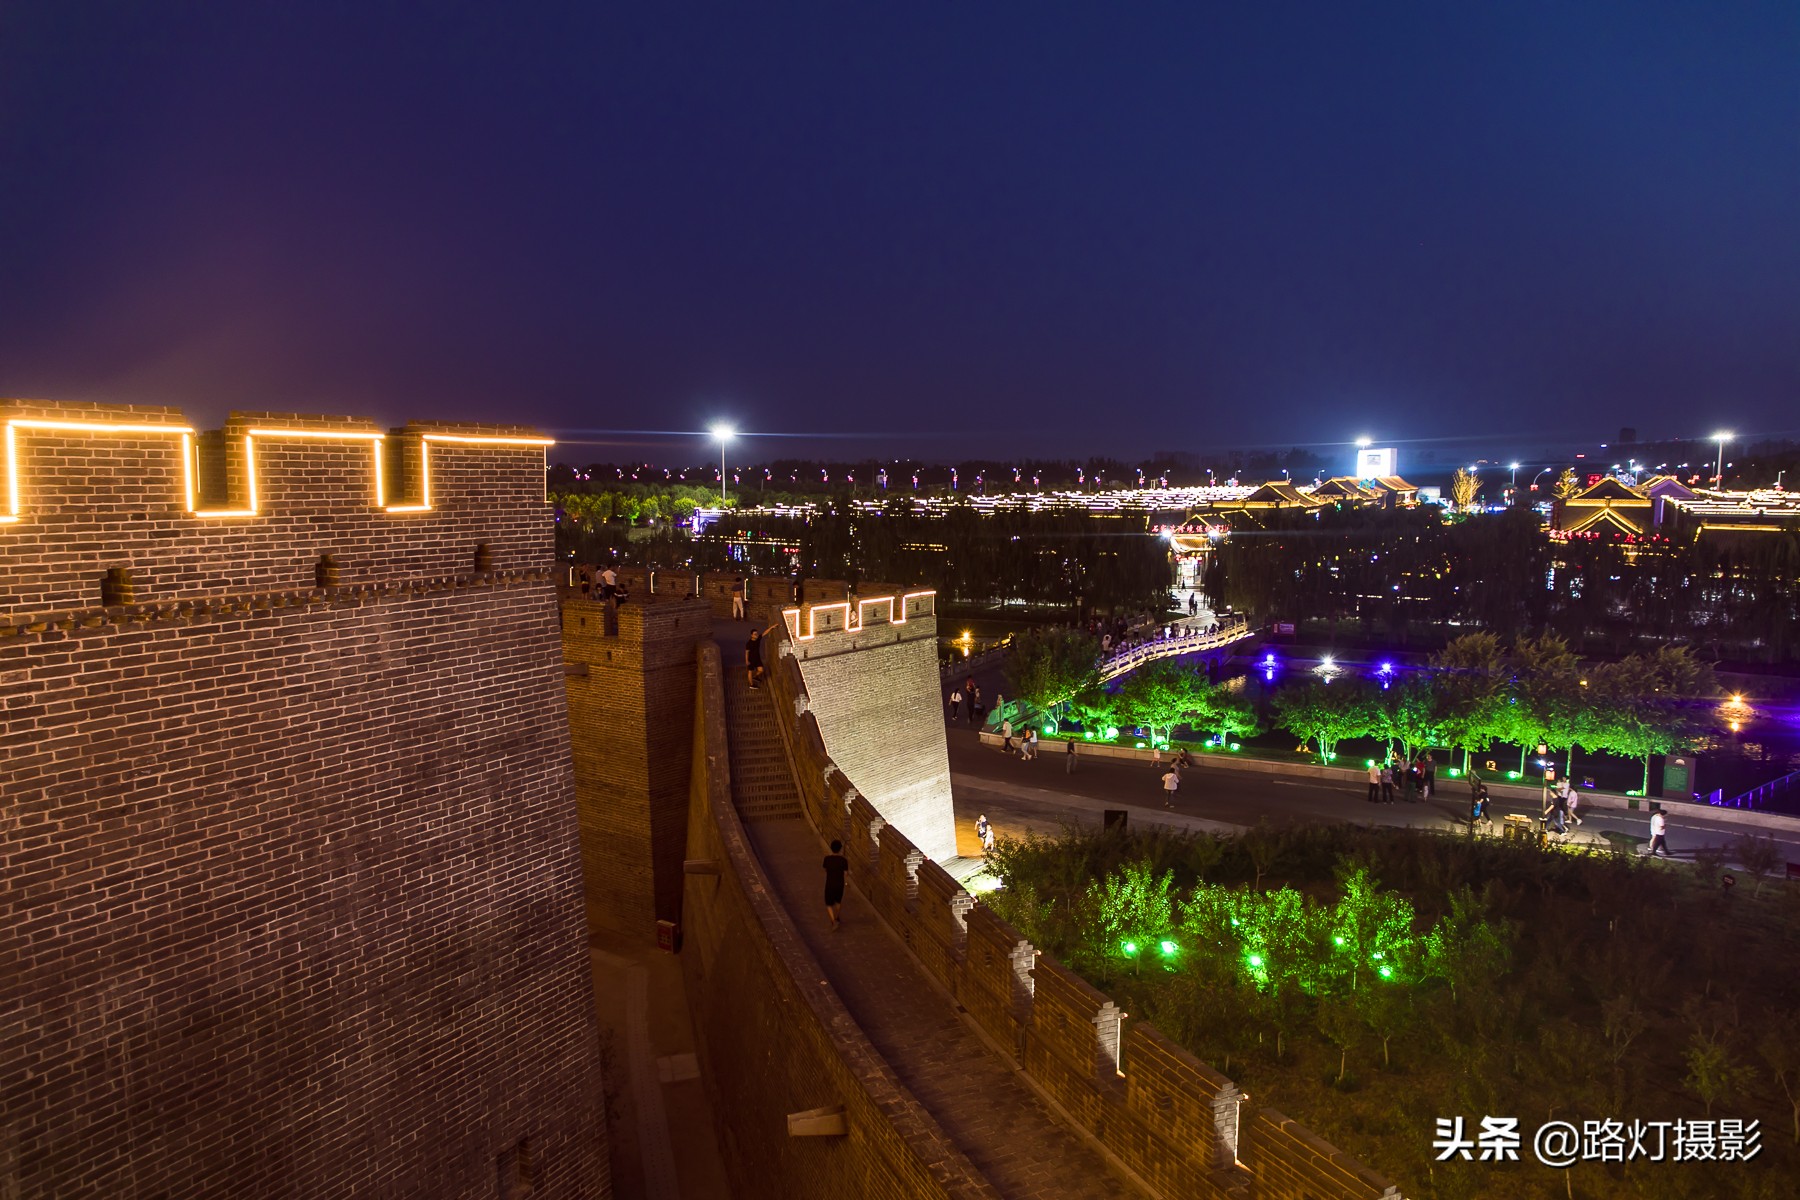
[1096,617,1252,682]
[1710,769,1800,811]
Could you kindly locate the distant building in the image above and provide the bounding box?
[1355,446,1398,479]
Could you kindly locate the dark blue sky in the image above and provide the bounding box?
[2,2,1796,463]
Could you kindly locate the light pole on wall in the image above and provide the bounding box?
[710,423,736,506]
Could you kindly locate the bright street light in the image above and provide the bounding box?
[1509,462,1520,488]
[1355,436,1372,448]
[710,423,736,505]
[1713,430,1732,489]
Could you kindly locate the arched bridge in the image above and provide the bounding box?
[1097,616,1254,682]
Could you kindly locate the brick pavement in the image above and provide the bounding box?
[740,802,1141,1199]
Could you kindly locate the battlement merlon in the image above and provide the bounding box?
[0,400,557,619]
[1,400,551,524]
[782,591,937,655]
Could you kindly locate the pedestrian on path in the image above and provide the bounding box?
[1367,762,1381,803]
[1646,810,1672,857]
[976,813,995,853]
[949,688,963,722]
[1001,717,1014,756]
[1380,763,1395,804]
[1065,739,1077,774]
[745,629,765,690]
[1561,778,1581,826]
[1024,729,1039,761]
[1161,768,1180,808]
[822,840,850,929]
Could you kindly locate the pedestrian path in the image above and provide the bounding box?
[714,634,1142,1200]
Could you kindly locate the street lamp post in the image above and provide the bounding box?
[710,423,736,506]
[1531,467,1553,494]
[1713,431,1732,489]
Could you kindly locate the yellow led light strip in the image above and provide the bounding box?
[785,590,936,641]
[0,416,551,525]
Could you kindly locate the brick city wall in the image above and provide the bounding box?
[679,644,999,1200]
[1,400,550,621]
[563,592,712,939]
[1,402,607,1199]
[782,593,956,862]
[566,565,856,628]
[760,618,1406,1200]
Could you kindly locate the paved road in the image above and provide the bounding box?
[945,726,1800,874]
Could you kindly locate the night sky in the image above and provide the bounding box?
[2,3,1796,463]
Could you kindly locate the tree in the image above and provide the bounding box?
[1088,862,1177,975]
[1450,467,1482,511]
[1760,1011,1800,1145]
[1199,688,1261,747]
[1502,633,1581,767]
[1327,863,1416,993]
[1273,679,1377,762]
[1374,675,1443,760]
[1008,628,1101,720]
[1431,633,1507,772]
[1683,1031,1755,1117]
[1587,646,1718,791]
[1115,661,1205,745]
[1553,467,1582,500]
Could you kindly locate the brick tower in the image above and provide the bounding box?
[0,401,607,1198]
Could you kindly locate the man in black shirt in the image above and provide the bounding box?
[822,840,850,930]
[745,629,765,689]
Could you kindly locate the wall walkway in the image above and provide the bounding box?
[758,600,1408,1200]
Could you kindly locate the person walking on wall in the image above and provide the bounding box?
[1162,768,1180,808]
[731,575,746,620]
[744,628,765,690]
[1646,810,1672,857]
[822,840,850,930]
[1066,738,1077,774]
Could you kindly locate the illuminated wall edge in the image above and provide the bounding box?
[783,591,937,641]
[0,417,553,525]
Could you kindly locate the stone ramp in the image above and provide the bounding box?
[741,819,1140,1200]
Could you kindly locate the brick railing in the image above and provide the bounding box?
[762,618,1406,1200]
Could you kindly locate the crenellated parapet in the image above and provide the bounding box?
[782,590,937,659]
[0,399,554,619]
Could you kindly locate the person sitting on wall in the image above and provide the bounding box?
[745,628,765,690]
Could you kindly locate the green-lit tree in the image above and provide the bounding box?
[1116,661,1205,746]
[1374,675,1444,760]
[1327,863,1416,993]
[1198,687,1261,748]
[1431,633,1507,773]
[1008,628,1102,721]
[1273,678,1378,762]
[1088,861,1177,975]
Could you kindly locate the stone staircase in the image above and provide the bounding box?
[721,663,804,822]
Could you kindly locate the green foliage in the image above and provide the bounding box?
[1374,675,1443,759]
[1115,660,1206,745]
[1273,678,1378,760]
[1008,627,1102,717]
[984,822,1800,1198]
[1684,1031,1756,1117]
[1089,861,1177,971]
